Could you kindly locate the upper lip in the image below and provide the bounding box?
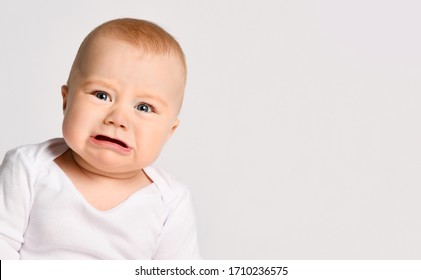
[93,135,130,149]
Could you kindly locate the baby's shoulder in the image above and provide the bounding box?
[3,138,68,169]
[144,166,190,205]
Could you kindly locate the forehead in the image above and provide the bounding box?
[74,36,185,105]
[81,35,185,80]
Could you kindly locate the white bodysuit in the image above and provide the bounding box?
[0,138,200,259]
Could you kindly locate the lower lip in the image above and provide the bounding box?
[90,137,132,154]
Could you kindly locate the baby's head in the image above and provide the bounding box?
[67,18,186,88]
[61,18,187,177]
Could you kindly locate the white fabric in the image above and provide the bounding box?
[0,138,200,259]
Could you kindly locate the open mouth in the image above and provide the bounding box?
[94,135,129,149]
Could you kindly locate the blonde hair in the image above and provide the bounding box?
[67,18,186,84]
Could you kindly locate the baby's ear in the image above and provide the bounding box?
[166,119,180,141]
[61,85,69,113]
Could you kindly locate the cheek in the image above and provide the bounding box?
[62,111,80,143]
[135,122,172,148]
[62,105,97,139]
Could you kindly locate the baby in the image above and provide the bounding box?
[0,18,200,259]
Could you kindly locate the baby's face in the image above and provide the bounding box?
[61,36,185,176]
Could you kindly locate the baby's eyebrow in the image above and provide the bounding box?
[81,80,117,91]
[136,92,168,108]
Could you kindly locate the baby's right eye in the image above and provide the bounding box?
[94,91,110,102]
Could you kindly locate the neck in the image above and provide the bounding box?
[69,150,149,183]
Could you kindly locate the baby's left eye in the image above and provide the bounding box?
[135,103,153,113]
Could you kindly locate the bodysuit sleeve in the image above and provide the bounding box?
[152,188,201,260]
[0,149,33,259]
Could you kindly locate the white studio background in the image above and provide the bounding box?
[1,0,420,259]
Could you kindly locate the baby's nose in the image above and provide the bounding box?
[104,108,128,129]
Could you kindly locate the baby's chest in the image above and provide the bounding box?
[21,176,164,259]
[72,183,148,211]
